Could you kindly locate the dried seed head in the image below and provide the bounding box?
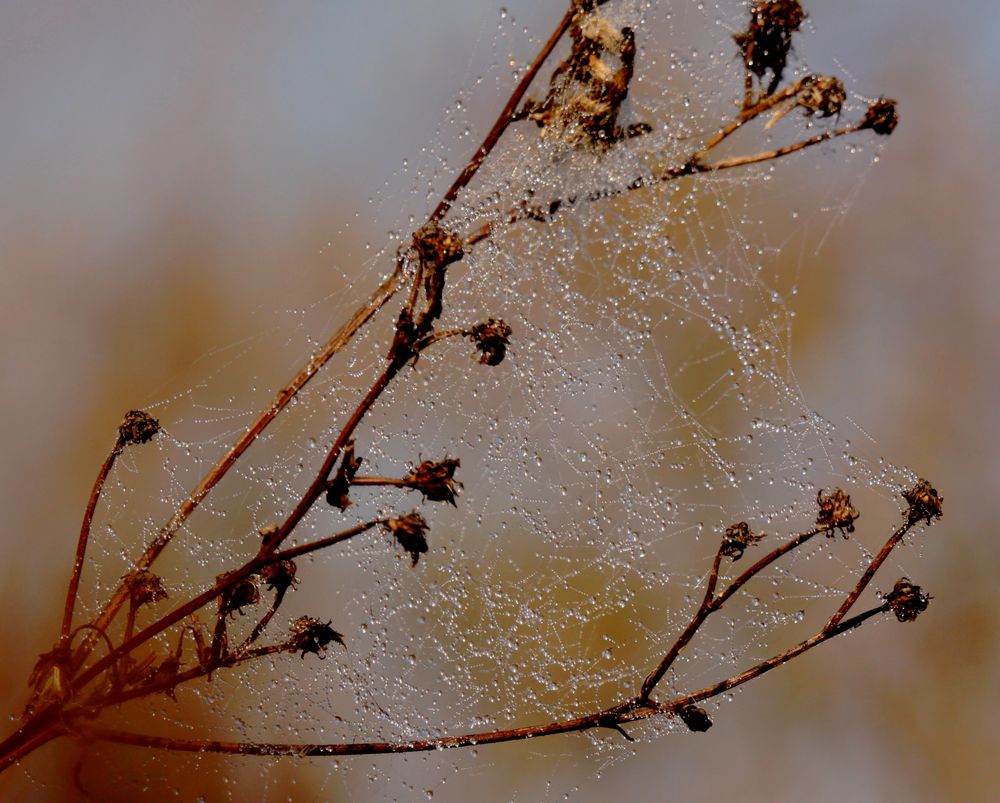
[288,616,345,658]
[222,575,260,617]
[816,488,859,535]
[902,479,943,526]
[123,569,168,608]
[412,222,464,270]
[797,75,846,118]
[406,458,462,506]
[326,440,363,511]
[469,318,512,366]
[886,577,931,622]
[260,559,298,594]
[118,410,160,446]
[734,0,807,93]
[385,512,430,566]
[677,704,713,732]
[861,97,899,135]
[720,521,766,561]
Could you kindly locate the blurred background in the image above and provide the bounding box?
[1,1,997,800]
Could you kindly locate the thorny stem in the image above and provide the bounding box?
[70,605,885,758]
[61,442,121,647]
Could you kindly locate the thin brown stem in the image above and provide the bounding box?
[692,79,805,162]
[429,2,580,223]
[61,442,121,646]
[73,521,379,694]
[462,120,872,250]
[72,604,888,759]
[640,546,725,700]
[78,266,405,660]
[825,519,914,632]
[640,525,823,701]
[694,124,861,173]
[711,527,822,610]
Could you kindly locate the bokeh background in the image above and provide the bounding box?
[1,1,997,801]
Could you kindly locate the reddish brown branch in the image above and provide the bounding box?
[71,604,887,759]
[61,443,121,646]
[825,519,915,632]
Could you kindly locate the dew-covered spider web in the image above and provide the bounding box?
[52,2,929,801]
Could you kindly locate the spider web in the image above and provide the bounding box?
[49,2,927,801]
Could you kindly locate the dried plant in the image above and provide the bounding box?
[0,0,941,788]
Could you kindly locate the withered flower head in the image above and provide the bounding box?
[222,575,260,617]
[886,577,931,622]
[797,75,846,118]
[469,318,512,366]
[384,512,430,566]
[406,458,462,506]
[412,221,464,270]
[326,440,363,511]
[118,410,160,446]
[720,521,766,561]
[123,569,168,608]
[260,559,298,594]
[677,703,713,732]
[733,0,807,93]
[288,616,345,658]
[816,488,859,536]
[860,97,898,135]
[902,479,943,526]
[25,644,73,716]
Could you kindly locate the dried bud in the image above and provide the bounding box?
[469,318,512,366]
[123,569,168,608]
[734,0,807,94]
[677,704,713,732]
[816,488,859,535]
[288,616,345,658]
[222,575,260,617]
[902,479,943,526]
[385,512,429,566]
[118,410,160,446]
[259,524,281,552]
[860,97,898,135]
[260,559,298,594]
[25,645,73,716]
[326,440,363,511]
[406,458,462,506]
[797,75,846,118]
[720,521,766,561]
[886,577,931,622]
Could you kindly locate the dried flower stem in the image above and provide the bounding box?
[61,442,121,648]
[2,0,924,782]
[70,604,886,758]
